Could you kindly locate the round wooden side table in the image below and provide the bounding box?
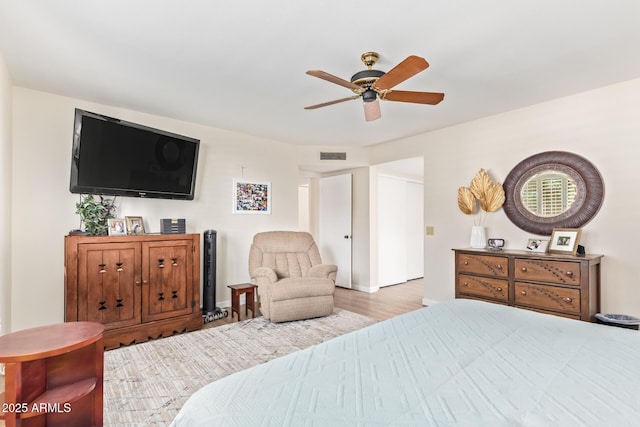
[0,322,104,427]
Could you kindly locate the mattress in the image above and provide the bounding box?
[171,299,640,426]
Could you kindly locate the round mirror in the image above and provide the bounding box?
[503,151,604,235]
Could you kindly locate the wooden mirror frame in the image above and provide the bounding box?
[503,151,604,235]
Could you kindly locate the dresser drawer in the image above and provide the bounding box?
[514,258,580,286]
[459,274,508,302]
[457,254,508,278]
[515,282,580,314]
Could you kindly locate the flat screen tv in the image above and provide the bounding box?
[70,109,199,200]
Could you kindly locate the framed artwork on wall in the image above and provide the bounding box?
[548,228,582,255]
[233,179,271,214]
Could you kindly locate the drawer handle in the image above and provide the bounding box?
[496,264,503,270]
[521,267,527,272]
[565,271,574,277]
[564,297,573,303]
[520,290,527,296]
[496,287,503,292]
[463,282,469,287]
[464,261,469,265]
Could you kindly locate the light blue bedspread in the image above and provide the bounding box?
[171,299,640,426]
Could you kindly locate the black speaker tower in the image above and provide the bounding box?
[202,230,228,323]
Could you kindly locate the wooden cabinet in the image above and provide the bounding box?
[0,322,104,427]
[454,248,603,321]
[65,234,202,349]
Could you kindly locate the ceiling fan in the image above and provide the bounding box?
[305,52,444,122]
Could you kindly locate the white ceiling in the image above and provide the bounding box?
[1,1,639,148]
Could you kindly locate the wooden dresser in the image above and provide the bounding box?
[453,248,603,321]
[65,233,202,349]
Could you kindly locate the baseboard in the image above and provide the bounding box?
[422,297,441,306]
[351,284,378,293]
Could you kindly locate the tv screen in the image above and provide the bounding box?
[70,109,199,200]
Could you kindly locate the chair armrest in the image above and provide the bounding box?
[251,266,278,285]
[308,264,338,281]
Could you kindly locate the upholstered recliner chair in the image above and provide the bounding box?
[249,231,337,323]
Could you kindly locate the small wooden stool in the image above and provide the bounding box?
[228,283,259,321]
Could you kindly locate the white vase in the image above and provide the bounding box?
[470,226,486,248]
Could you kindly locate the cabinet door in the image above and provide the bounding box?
[78,242,142,329]
[142,239,195,322]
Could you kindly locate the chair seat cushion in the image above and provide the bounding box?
[269,277,335,302]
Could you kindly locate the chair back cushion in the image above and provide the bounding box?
[249,231,323,279]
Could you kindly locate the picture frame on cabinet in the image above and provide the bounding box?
[233,179,271,214]
[526,238,549,253]
[548,228,582,255]
[125,216,145,235]
[108,218,127,236]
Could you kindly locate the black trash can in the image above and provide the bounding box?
[595,313,640,330]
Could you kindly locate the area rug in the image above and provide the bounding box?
[104,309,376,426]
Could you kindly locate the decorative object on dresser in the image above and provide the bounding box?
[526,238,549,253]
[453,248,603,321]
[161,218,186,234]
[487,238,505,250]
[65,233,202,350]
[457,169,505,248]
[0,322,104,427]
[125,216,145,235]
[107,218,126,236]
[548,227,582,255]
[503,151,604,235]
[74,194,117,236]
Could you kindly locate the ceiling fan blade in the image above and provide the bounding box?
[382,90,444,105]
[304,95,360,110]
[373,56,429,91]
[306,70,362,91]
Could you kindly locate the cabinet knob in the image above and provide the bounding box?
[564,297,573,303]
[565,271,574,277]
[135,280,141,287]
[464,261,469,265]
[496,287,503,292]
[521,267,527,272]
[521,290,527,296]
[496,264,503,270]
[463,282,469,287]
[142,280,148,285]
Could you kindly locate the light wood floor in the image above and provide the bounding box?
[205,278,425,328]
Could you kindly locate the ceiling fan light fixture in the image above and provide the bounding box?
[364,99,381,122]
[362,89,377,103]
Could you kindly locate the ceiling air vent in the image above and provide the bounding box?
[320,152,347,161]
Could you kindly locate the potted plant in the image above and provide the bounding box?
[75,194,117,236]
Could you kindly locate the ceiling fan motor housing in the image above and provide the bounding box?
[350,69,385,94]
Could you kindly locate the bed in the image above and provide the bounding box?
[171,299,640,426]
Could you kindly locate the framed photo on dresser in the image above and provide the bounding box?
[548,228,582,255]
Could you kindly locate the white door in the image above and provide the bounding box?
[406,181,424,279]
[318,174,352,288]
[377,175,407,286]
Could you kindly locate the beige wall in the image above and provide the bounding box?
[5,74,640,332]
[0,52,12,335]
[10,88,300,331]
[371,77,640,316]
